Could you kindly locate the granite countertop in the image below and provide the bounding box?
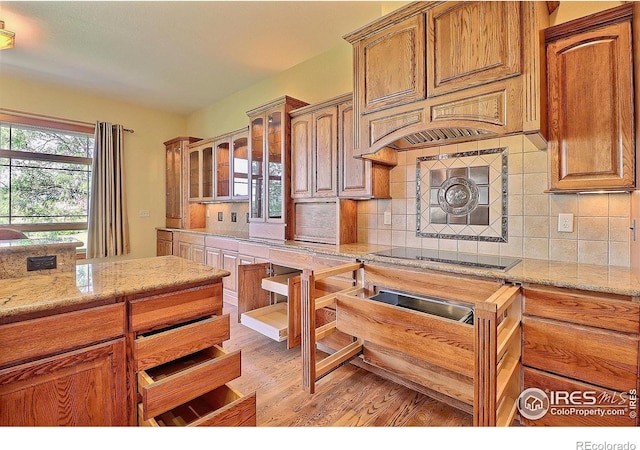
[158,228,640,297]
[0,255,230,322]
[0,237,83,252]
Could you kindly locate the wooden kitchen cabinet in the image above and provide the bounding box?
[213,127,249,201]
[163,136,205,229]
[129,280,256,427]
[187,138,215,202]
[157,229,173,256]
[521,285,640,426]
[247,96,308,241]
[173,231,205,264]
[0,303,127,426]
[343,1,549,161]
[546,4,635,192]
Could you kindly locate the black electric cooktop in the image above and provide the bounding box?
[370,247,521,271]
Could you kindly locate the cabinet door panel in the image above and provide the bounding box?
[427,1,521,96]
[360,14,425,113]
[547,21,634,190]
[339,102,371,197]
[222,251,238,292]
[0,339,127,426]
[291,115,312,198]
[237,263,270,323]
[313,107,338,197]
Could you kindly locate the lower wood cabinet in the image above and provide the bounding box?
[129,280,255,427]
[0,303,128,426]
[157,230,173,256]
[522,285,640,426]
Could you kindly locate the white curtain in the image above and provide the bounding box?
[87,122,130,258]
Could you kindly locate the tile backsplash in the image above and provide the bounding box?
[357,135,632,267]
[205,202,249,234]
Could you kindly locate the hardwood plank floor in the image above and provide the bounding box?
[222,302,473,427]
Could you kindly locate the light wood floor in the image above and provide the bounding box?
[222,302,473,427]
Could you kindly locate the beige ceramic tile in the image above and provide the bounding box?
[392,198,407,215]
[421,238,439,250]
[438,239,458,252]
[548,239,578,263]
[508,215,523,237]
[524,237,549,260]
[418,147,440,158]
[500,237,523,258]
[523,137,543,153]
[478,137,502,152]
[406,198,417,216]
[549,194,578,216]
[524,173,548,195]
[390,165,405,183]
[457,140,479,152]
[377,229,392,245]
[609,242,630,267]
[524,216,549,238]
[406,231,422,248]
[523,151,548,174]
[392,230,407,247]
[390,181,406,199]
[406,165,417,183]
[358,200,377,214]
[392,214,407,231]
[509,174,523,195]
[609,217,630,243]
[357,228,369,244]
[524,194,549,216]
[500,135,524,153]
[578,240,609,265]
[508,153,523,176]
[609,193,631,217]
[477,241,501,256]
[396,150,407,167]
[458,240,479,254]
[549,219,577,240]
[438,143,459,156]
[509,195,524,216]
[578,194,609,217]
[577,217,609,241]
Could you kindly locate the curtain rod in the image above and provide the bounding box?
[0,108,134,133]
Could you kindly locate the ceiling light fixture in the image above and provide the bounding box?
[0,21,15,50]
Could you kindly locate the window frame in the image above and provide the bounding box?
[0,112,95,236]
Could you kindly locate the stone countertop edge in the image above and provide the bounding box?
[0,255,230,321]
[158,228,640,297]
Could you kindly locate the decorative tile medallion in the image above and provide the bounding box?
[416,147,508,242]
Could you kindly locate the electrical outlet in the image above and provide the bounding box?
[558,213,574,233]
[139,209,150,218]
[231,212,237,222]
[383,211,392,225]
[217,212,223,221]
[246,212,250,223]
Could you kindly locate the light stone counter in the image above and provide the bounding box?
[0,237,83,279]
[159,228,640,296]
[0,255,230,323]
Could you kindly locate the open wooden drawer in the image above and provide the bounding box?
[137,345,241,420]
[138,384,256,427]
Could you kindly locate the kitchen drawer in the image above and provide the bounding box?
[336,292,475,377]
[523,316,639,392]
[0,302,124,369]
[174,232,204,246]
[138,345,241,420]
[138,384,256,426]
[205,236,239,251]
[524,286,639,334]
[134,315,230,372]
[156,230,173,242]
[130,283,222,332]
[522,367,637,427]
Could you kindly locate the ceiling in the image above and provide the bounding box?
[0,1,385,115]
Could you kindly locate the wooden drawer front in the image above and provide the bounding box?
[336,294,475,377]
[0,302,124,369]
[523,317,639,392]
[175,232,204,246]
[237,241,269,259]
[130,283,222,332]
[156,230,173,242]
[138,385,256,426]
[134,315,230,372]
[204,236,239,251]
[522,368,637,427]
[269,248,312,269]
[138,346,241,420]
[524,286,639,334]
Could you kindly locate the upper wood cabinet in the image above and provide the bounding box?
[343,1,549,161]
[247,96,308,241]
[188,138,215,202]
[291,93,390,200]
[214,127,249,201]
[546,4,636,192]
[163,136,204,229]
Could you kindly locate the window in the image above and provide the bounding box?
[0,114,94,249]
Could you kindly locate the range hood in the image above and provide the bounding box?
[343,1,551,166]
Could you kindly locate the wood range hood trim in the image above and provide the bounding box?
[346,1,550,166]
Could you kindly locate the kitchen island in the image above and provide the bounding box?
[0,255,257,427]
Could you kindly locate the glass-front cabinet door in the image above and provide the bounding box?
[250,117,264,220]
[267,111,283,220]
[187,138,214,202]
[232,132,249,200]
[201,145,213,201]
[188,147,201,202]
[215,139,230,200]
